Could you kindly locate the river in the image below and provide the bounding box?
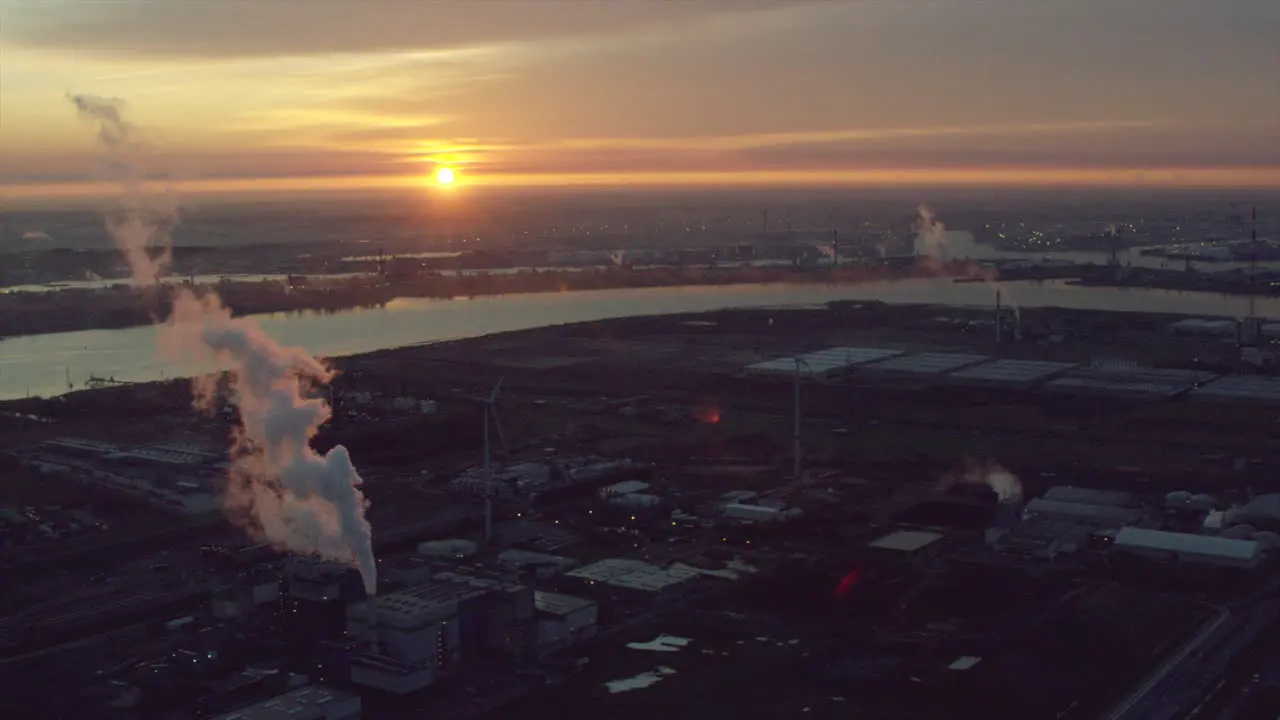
[1,278,1276,402]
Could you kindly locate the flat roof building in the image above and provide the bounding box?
[1024,498,1142,527]
[862,352,989,377]
[1113,527,1261,568]
[950,359,1075,388]
[213,685,360,720]
[746,347,903,379]
[868,529,944,552]
[1190,375,1280,405]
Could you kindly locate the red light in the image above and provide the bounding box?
[834,569,859,598]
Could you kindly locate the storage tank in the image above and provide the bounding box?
[1188,494,1215,513]
[1165,491,1192,509]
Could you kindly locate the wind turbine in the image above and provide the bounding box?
[792,356,811,479]
[475,377,508,545]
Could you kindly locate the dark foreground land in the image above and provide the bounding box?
[2,301,1279,718]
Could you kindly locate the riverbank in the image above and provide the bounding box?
[0,264,961,340]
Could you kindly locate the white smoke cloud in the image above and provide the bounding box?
[71,94,378,595]
[912,204,947,258]
[945,459,1024,503]
[68,93,176,286]
[164,291,376,594]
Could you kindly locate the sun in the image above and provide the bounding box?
[435,167,456,184]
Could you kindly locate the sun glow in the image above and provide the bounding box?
[435,167,456,184]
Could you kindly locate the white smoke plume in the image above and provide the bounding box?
[945,459,1024,503]
[70,95,378,595]
[164,291,377,595]
[68,94,175,286]
[912,204,948,260]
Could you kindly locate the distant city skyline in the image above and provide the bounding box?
[2,0,1278,197]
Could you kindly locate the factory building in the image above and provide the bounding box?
[745,346,904,380]
[723,502,803,523]
[345,584,470,694]
[533,591,598,656]
[564,558,700,602]
[1113,527,1262,569]
[212,684,360,720]
[1023,498,1144,527]
[949,359,1076,389]
[1190,375,1280,405]
[211,572,280,620]
[497,549,579,580]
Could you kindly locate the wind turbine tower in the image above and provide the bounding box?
[478,377,507,545]
[792,356,811,479]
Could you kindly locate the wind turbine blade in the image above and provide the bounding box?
[490,402,509,454]
[489,376,505,403]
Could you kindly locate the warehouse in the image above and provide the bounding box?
[1042,366,1216,400]
[1023,498,1143,527]
[949,359,1075,389]
[1189,375,1280,405]
[745,346,903,379]
[564,558,700,602]
[534,591,598,655]
[1113,527,1262,569]
[213,685,360,720]
[861,351,989,378]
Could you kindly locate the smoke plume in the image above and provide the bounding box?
[945,459,1023,503]
[71,94,378,596]
[164,291,377,594]
[912,204,948,260]
[68,94,176,286]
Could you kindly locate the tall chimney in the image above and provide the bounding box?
[366,598,379,652]
[995,289,1003,345]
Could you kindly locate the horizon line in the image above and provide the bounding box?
[4,166,1280,203]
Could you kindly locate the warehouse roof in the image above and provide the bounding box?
[746,347,903,376]
[863,352,990,375]
[214,685,358,720]
[534,591,596,617]
[1190,375,1280,403]
[950,359,1075,385]
[1024,498,1142,525]
[1114,527,1260,560]
[868,529,944,552]
[1043,486,1133,508]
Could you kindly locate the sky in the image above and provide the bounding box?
[1,0,1278,196]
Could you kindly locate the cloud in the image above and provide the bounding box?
[8,0,792,59]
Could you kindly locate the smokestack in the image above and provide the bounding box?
[995,289,1003,345]
[366,598,379,652]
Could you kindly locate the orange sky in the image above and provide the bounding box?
[2,0,1279,198]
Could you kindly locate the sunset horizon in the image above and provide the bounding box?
[4,0,1278,200]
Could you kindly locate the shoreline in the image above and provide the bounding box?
[2,261,1279,342]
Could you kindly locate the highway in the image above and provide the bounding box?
[1101,580,1280,720]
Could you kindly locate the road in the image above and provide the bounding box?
[1101,580,1280,720]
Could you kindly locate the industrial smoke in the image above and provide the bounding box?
[948,459,1024,503]
[912,204,948,260]
[68,94,175,286]
[70,95,378,596]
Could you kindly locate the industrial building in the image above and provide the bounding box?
[860,352,989,378]
[1189,375,1280,405]
[533,591,598,656]
[1112,527,1263,569]
[1023,498,1144,527]
[563,558,700,602]
[948,359,1076,388]
[868,529,944,553]
[213,684,360,720]
[745,346,903,379]
[1042,366,1217,400]
[344,571,534,694]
